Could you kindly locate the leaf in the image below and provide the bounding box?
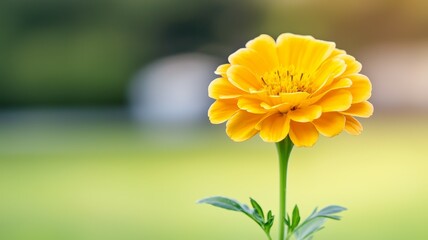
[250,198,265,221]
[197,196,246,212]
[198,196,275,238]
[291,205,301,230]
[264,210,275,233]
[285,213,291,227]
[292,205,347,240]
[294,217,326,240]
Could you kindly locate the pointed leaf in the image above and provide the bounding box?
[264,212,275,234]
[292,205,346,240]
[291,205,301,230]
[250,198,265,221]
[199,196,265,226]
[294,218,326,240]
[198,196,245,212]
[284,214,291,227]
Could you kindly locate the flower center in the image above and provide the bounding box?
[260,65,313,95]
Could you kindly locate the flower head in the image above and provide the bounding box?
[208,33,373,147]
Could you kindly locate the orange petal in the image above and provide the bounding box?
[312,112,345,137]
[226,110,263,142]
[342,101,373,118]
[227,65,262,92]
[208,99,239,124]
[311,58,347,92]
[341,55,362,76]
[316,89,352,112]
[289,121,319,147]
[245,34,279,69]
[262,92,309,113]
[228,48,271,77]
[208,77,244,99]
[276,33,335,73]
[347,74,372,103]
[288,105,322,122]
[259,113,290,142]
[237,97,267,114]
[344,115,363,135]
[214,64,231,77]
[303,78,352,107]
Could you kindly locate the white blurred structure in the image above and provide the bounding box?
[362,43,428,112]
[128,53,220,125]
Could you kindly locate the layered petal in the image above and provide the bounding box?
[259,113,290,142]
[316,89,352,112]
[342,101,374,118]
[288,105,322,122]
[344,115,363,135]
[208,77,245,99]
[289,121,319,147]
[226,110,264,142]
[228,48,271,77]
[312,112,345,137]
[302,77,352,107]
[208,99,239,124]
[277,33,335,73]
[237,96,268,114]
[347,74,372,103]
[341,55,362,76]
[260,92,310,113]
[214,64,230,77]
[311,58,347,93]
[246,34,279,69]
[227,65,263,92]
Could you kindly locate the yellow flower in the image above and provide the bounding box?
[208,33,373,147]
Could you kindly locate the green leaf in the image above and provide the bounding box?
[198,196,275,238]
[291,205,301,230]
[250,198,265,221]
[292,205,346,240]
[197,196,246,212]
[284,214,291,228]
[264,210,275,233]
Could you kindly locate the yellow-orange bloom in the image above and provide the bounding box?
[208,33,373,147]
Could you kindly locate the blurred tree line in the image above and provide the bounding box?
[0,0,263,107]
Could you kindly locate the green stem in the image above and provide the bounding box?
[265,232,273,240]
[276,136,294,240]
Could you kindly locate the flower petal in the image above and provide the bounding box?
[228,48,271,77]
[344,115,363,135]
[245,34,279,68]
[237,97,267,114]
[303,78,352,107]
[311,58,347,92]
[214,64,230,77]
[289,121,319,147]
[342,101,373,118]
[312,112,345,137]
[347,74,372,103]
[341,55,362,76]
[276,33,335,73]
[227,65,262,92]
[208,99,239,124]
[288,105,322,122]
[261,92,309,113]
[259,113,290,142]
[226,111,263,142]
[208,77,245,99]
[316,89,352,112]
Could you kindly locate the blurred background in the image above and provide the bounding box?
[1,0,428,239]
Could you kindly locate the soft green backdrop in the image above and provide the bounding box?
[1,115,427,239]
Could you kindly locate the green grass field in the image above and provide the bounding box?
[1,114,427,239]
